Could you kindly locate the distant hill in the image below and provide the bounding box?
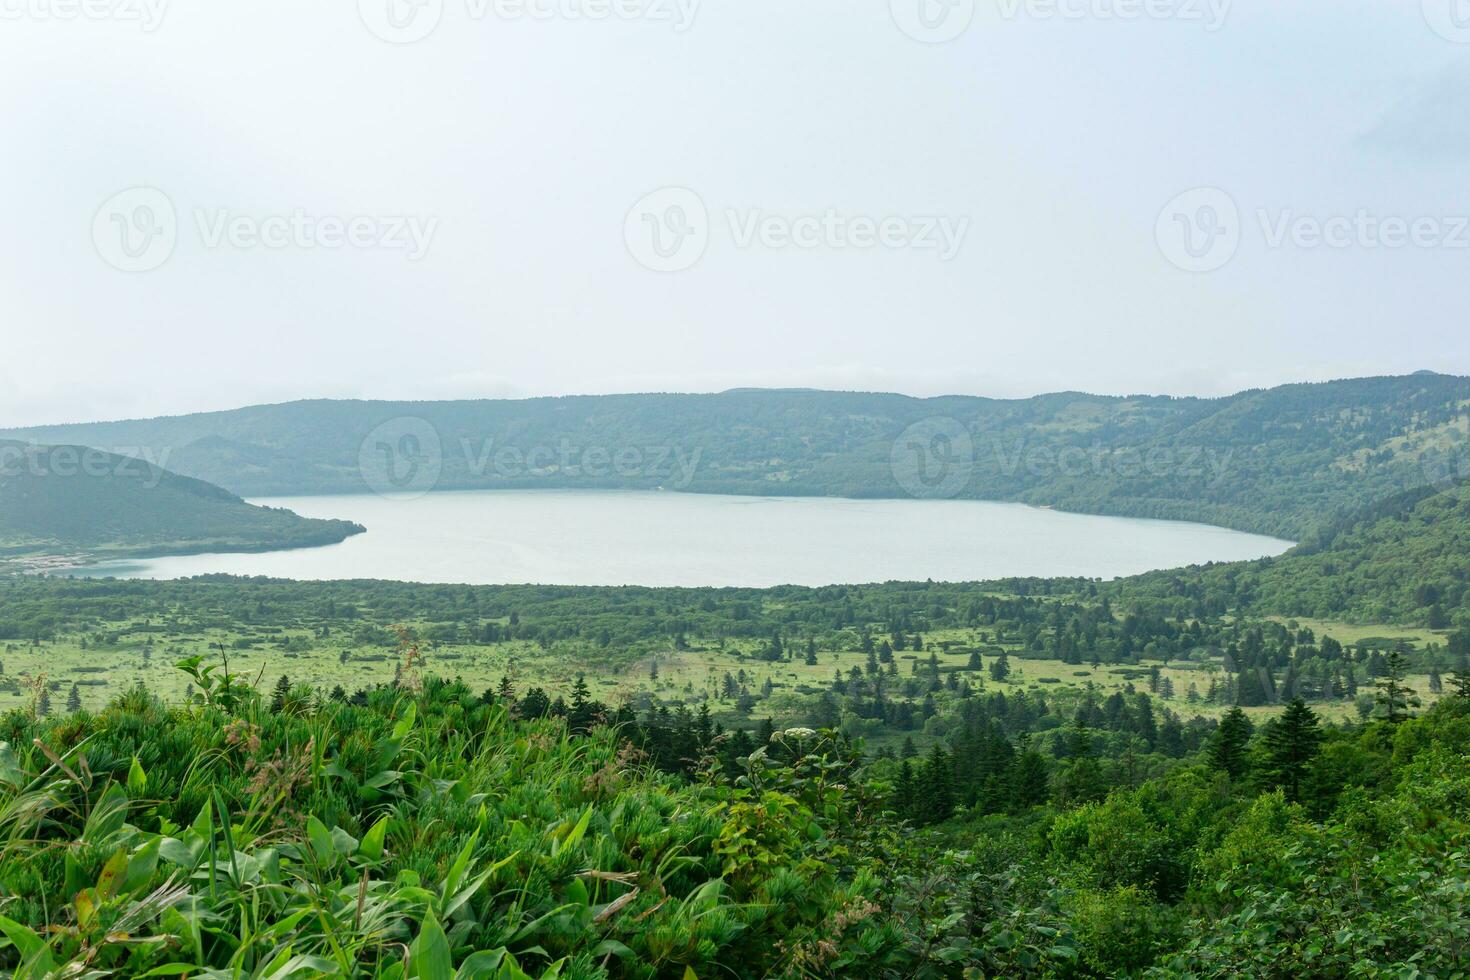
[0,442,364,562]
[4,374,1469,538]
[1118,478,1470,624]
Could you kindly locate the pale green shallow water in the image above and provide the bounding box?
[66,490,1293,588]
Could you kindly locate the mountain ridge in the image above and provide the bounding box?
[4,373,1468,539]
[0,441,364,563]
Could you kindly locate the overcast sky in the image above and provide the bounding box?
[2,0,1468,426]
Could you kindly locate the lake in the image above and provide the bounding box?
[64,490,1294,587]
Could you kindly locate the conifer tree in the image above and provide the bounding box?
[1259,697,1321,804]
[1450,668,1470,699]
[66,683,82,713]
[1375,648,1419,723]
[270,674,291,714]
[892,760,917,821]
[1007,749,1049,810]
[1207,706,1253,780]
[918,744,956,825]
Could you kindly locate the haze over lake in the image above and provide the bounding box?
[65,491,1293,587]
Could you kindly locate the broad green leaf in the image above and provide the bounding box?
[134,965,202,977]
[561,806,594,853]
[453,949,508,980]
[0,743,26,787]
[359,815,390,861]
[73,888,98,931]
[0,915,51,968]
[392,702,417,741]
[127,755,148,795]
[307,815,336,862]
[410,913,453,980]
[96,848,130,901]
[123,836,161,893]
[443,829,481,899]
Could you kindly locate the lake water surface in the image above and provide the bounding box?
[66,490,1294,587]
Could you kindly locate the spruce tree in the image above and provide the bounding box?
[892,760,917,821]
[1374,648,1418,723]
[1259,698,1321,804]
[1007,750,1049,811]
[1450,668,1470,699]
[66,683,82,713]
[1158,715,1186,758]
[1207,706,1253,780]
[270,674,291,714]
[918,745,956,825]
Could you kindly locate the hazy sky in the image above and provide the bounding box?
[2,0,1468,426]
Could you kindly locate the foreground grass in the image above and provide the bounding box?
[0,677,889,978]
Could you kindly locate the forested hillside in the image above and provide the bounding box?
[6,373,1470,537]
[0,442,363,561]
[1119,479,1470,625]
